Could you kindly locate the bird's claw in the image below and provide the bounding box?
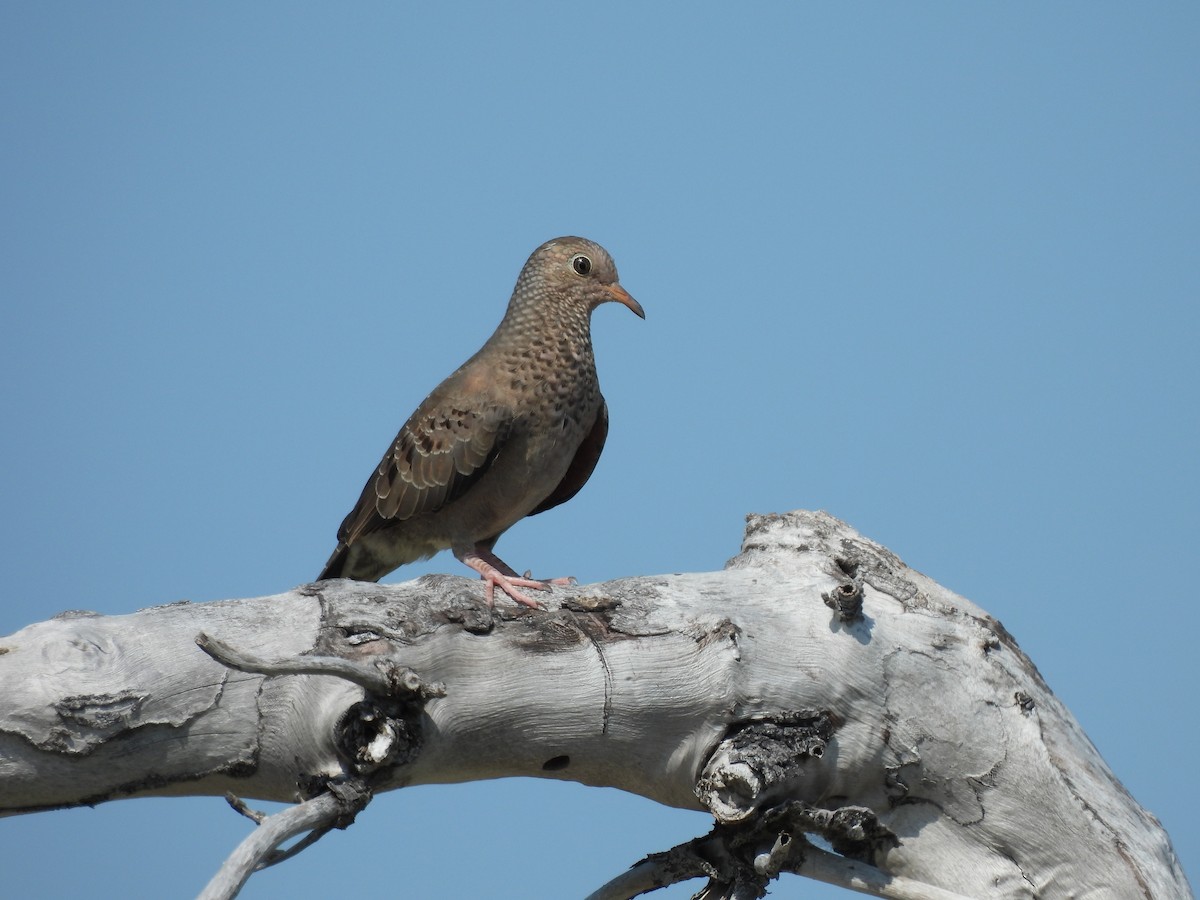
[459,548,576,609]
[522,570,577,587]
[483,573,549,609]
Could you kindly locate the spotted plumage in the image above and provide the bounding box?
[316,236,644,606]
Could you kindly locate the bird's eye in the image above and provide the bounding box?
[571,254,592,276]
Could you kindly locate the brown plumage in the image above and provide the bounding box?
[316,236,644,606]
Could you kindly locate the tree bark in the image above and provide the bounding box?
[0,510,1190,899]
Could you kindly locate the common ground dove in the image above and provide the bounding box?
[316,236,644,607]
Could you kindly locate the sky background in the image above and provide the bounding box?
[2,4,1197,898]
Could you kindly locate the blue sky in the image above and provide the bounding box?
[1,4,1196,898]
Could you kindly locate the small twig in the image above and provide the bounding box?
[195,631,444,698]
[197,782,372,900]
[584,858,691,900]
[585,836,721,899]
[222,792,327,868]
[256,825,334,869]
[224,793,266,825]
[588,827,977,900]
[195,631,389,692]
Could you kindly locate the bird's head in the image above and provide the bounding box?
[516,236,645,321]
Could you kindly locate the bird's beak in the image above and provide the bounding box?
[606,283,646,319]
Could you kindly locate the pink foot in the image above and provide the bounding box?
[455,546,550,609]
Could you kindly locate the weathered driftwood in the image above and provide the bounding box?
[0,511,1190,899]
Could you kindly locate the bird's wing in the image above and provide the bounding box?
[337,401,512,544]
[527,398,609,517]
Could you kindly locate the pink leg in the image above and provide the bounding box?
[454,545,551,609]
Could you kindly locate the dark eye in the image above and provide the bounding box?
[571,254,592,276]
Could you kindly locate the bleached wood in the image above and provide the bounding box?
[197,789,362,900]
[0,511,1190,899]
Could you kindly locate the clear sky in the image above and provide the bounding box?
[2,4,1196,898]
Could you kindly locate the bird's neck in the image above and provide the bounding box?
[490,301,595,358]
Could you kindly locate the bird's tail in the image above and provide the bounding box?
[316,544,350,581]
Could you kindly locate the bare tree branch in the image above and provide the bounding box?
[0,511,1191,898]
[198,781,371,900]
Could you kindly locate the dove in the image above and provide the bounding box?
[316,236,644,607]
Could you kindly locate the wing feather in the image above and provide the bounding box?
[337,402,511,544]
